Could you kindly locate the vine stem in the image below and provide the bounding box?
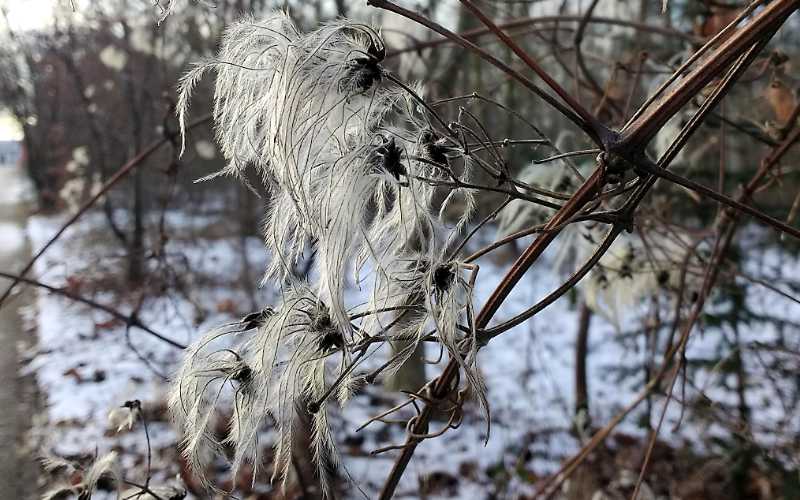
[367,0,604,146]
[373,0,798,497]
[457,0,610,145]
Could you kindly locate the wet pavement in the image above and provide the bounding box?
[0,163,38,498]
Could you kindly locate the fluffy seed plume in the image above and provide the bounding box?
[177,12,455,333]
[168,323,257,486]
[236,281,349,497]
[40,451,120,500]
[172,10,486,497]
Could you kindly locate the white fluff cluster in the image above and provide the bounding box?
[173,12,480,496]
[581,227,701,328]
[168,284,343,494]
[40,452,120,500]
[169,323,253,487]
[496,160,586,275]
[365,252,486,413]
[497,161,701,329]
[178,13,454,332]
[238,283,344,495]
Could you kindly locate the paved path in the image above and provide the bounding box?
[0,164,38,498]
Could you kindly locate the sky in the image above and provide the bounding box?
[0,0,59,141]
[1,0,58,31]
[0,113,22,141]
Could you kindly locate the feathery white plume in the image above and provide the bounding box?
[237,281,347,496]
[176,12,468,335]
[172,11,488,496]
[580,227,702,328]
[40,452,120,500]
[168,323,256,484]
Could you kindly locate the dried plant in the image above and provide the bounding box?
[165,1,800,499]
[171,10,488,495]
[40,451,119,500]
[177,13,461,332]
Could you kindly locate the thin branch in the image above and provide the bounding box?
[0,271,185,349]
[534,149,600,164]
[367,0,602,145]
[573,0,607,106]
[457,0,610,143]
[386,15,699,58]
[637,160,800,240]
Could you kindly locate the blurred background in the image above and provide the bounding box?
[0,0,799,498]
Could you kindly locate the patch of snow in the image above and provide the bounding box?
[22,208,800,498]
[99,46,128,71]
[0,164,36,206]
[0,222,26,254]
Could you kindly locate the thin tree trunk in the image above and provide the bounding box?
[574,301,592,423]
[129,168,145,284]
[731,326,753,499]
[122,21,146,285]
[385,289,427,393]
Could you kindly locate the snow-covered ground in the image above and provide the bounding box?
[0,163,36,207]
[20,206,800,498]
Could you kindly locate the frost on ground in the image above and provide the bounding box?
[22,209,800,498]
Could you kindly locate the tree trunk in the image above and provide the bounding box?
[128,167,145,284]
[731,326,753,500]
[122,20,146,285]
[384,287,427,393]
[574,301,592,426]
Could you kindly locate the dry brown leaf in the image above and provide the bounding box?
[765,79,797,125]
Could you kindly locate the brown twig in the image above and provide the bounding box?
[572,0,608,108]
[367,0,602,145]
[386,15,699,59]
[0,270,185,349]
[373,1,797,496]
